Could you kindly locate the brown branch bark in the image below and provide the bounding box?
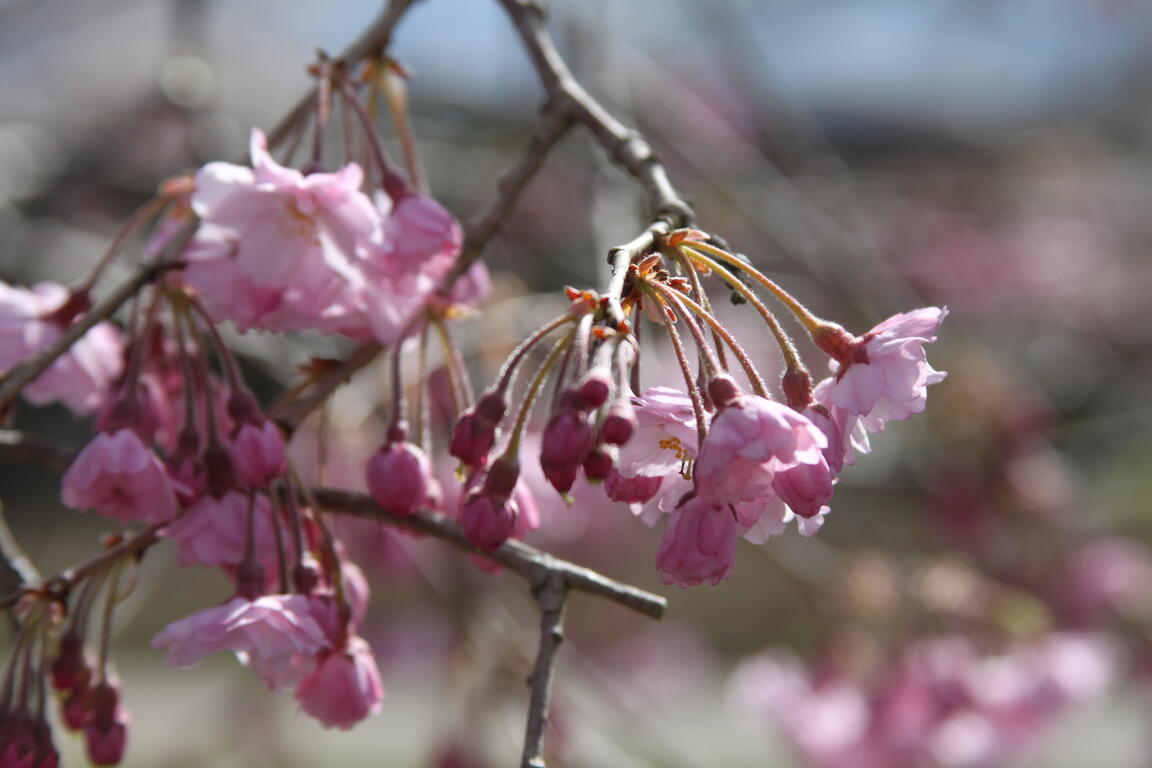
[313,488,666,619]
[493,0,694,329]
[520,571,568,768]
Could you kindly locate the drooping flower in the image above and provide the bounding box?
[823,307,947,431]
[151,594,329,690]
[366,436,431,517]
[655,496,739,588]
[295,637,384,729]
[694,394,826,508]
[185,129,381,335]
[61,428,179,525]
[361,192,462,345]
[0,281,123,415]
[229,420,286,489]
[160,490,278,569]
[606,387,699,519]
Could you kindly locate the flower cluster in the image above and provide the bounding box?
[732,633,1114,768]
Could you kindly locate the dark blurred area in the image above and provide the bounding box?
[3,0,1152,765]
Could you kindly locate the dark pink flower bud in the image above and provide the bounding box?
[235,557,266,600]
[62,687,92,730]
[605,470,662,505]
[51,630,87,692]
[542,462,579,495]
[540,409,593,493]
[601,402,636,446]
[226,389,263,425]
[0,707,35,765]
[365,440,430,517]
[229,421,286,488]
[449,392,507,466]
[461,492,517,552]
[583,447,613,481]
[781,368,814,411]
[32,721,59,768]
[481,455,520,499]
[706,374,740,410]
[578,369,612,409]
[85,719,127,767]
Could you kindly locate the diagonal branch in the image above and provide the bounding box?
[313,488,666,619]
[493,0,694,328]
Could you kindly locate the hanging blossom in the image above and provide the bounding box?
[816,307,948,441]
[176,128,476,342]
[0,280,123,415]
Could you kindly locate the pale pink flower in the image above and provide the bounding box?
[160,491,277,568]
[151,594,329,690]
[694,395,826,508]
[655,497,739,587]
[295,637,384,729]
[61,429,178,525]
[365,440,431,517]
[826,307,947,429]
[0,281,123,415]
[361,193,462,344]
[229,421,286,488]
[813,377,871,467]
[186,129,380,335]
[608,387,699,521]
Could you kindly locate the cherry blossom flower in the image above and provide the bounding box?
[606,387,699,520]
[295,637,384,729]
[0,281,122,415]
[61,429,179,525]
[152,594,329,690]
[694,395,826,508]
[825,307,947,431]
[160,491,278,569]
[186,129,380,335]
[229,421,286,489]
[655,497,739,588]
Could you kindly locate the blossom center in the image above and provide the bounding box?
[277,198,321,245]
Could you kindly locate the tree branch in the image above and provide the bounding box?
[267,0,423,147]
[0,503,41,610]
[520,571,568,768]
[493,0,694,328]
[312,487,666,619]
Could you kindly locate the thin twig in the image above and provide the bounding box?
[520,571,568,768]
[450,99,574,287]
[0,430,74,472]
[0,503,41,605]
[267,0,422,148]
[493,0,694,327]
[270,341,384,434]
[312,487,666,619]
[0,527,160,611]
[0,252,186,417]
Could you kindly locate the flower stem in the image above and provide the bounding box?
[506,326,578,455]
[652,293,709,448]
[682,240,822,333]
[655,284,769,398]
[496,314,577,395]
[679,245,806,375]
